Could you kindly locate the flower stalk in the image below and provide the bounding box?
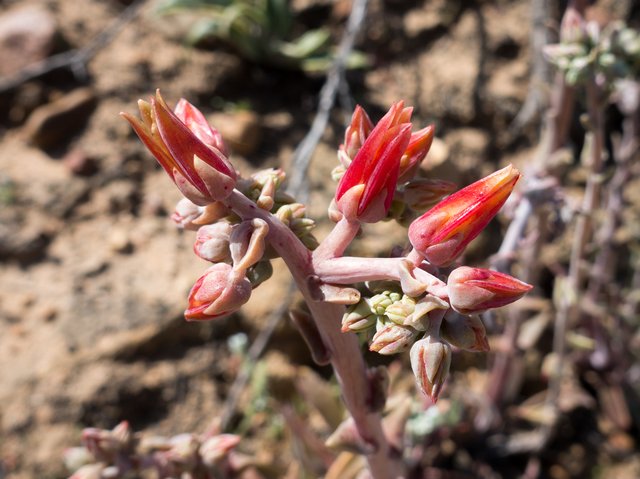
[121,95,532,478]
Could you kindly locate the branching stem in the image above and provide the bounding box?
[224,190,403,479]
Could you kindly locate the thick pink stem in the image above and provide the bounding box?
[224,190,403,479]
[315,256,448,299]
[313,216,361,261]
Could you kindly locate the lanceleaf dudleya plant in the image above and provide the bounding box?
[119,91,532,478]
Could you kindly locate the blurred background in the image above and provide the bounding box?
[0,0,639,477]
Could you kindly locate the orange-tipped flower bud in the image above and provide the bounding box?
[398,125,435,182]
[174,98,228,156]
[340,105,374,163]
[408,165,520,266]
[121,91,236,206]
[185,264,251,321]
[447,266,533,314]
[410,335,451,402]
[369,323,417,355]
[335,102,413,223]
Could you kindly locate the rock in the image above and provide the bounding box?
[0,213,53,264]
[0,6,57,77]
[209,110,262,157]
[63,149,99,177]
[108,228,133,254]
[23,88,97,149]
[35,304,58,323]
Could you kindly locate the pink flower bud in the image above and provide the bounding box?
[440,312,489,352]
[369,323,417,355]
[447,266,533,314]
[81,421,131,462]
[200,434,241,467]
[398,124,435,182]
[121,91,236,206]
[408,165,520,266]
[174,98,228,156]
[193,223,232,263]
[335,102,413,223]
[185,264,252,321]
[410,336,451,402]
[171,198,204,230]
[164,434,199,469]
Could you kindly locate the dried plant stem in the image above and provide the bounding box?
[224,190,403,479]
[485,206,547,411]
[586,89,639,369]
[483,175,558,413]
[549,77,605,408]
[588,101,639,301]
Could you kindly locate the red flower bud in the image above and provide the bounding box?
[447,266,533,314]
[335,101,413,222]
[185,264,251,321]
[398,124,435,182]
[340,105,374,163]
[121,91,236,205]
[174,98,228,156]
[408,165,520,266]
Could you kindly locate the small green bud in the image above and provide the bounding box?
[370,291,402,315]
[598,52,616,69]
[246,260,273,288]
[342,298,377,332]
[385,295,416,325]
[331,164,346,182]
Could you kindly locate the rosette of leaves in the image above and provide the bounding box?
[156,0,369,72]
[544,21,640,88]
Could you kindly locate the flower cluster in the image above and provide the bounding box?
[65,422,241,478]
[331,101,451,223]
[122,92,318,320]
[334,104,531,401]
[123,94,532,406]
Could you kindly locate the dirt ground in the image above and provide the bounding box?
[0,0,639,478]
